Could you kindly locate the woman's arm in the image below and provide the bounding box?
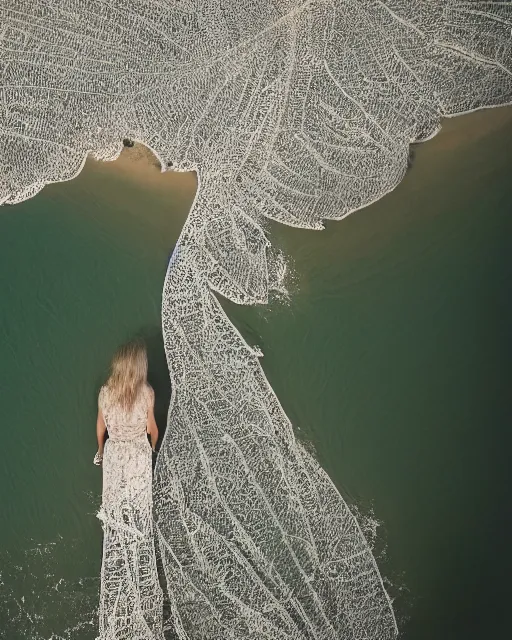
[96,409,107,459]
[147,388,159,451]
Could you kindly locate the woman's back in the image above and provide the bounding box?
[95,339,163,640]
[99,383,152,441]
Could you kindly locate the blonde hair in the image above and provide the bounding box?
[106,339,148,410]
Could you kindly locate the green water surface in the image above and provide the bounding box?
[0,160,196,638]
[226,111,512,639]
[0,110,511,639]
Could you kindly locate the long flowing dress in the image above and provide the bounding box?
[97,384,163,640]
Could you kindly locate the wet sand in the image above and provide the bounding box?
[88,142,197,197]
[86,105,512,226]
[435,106,512,151]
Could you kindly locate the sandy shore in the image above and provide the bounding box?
[86,104,511,204]
[87,142,198,195]
[428,105,512,151]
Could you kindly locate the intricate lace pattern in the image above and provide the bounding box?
[98,386,163,640]
[1,2,511,639]
[100,384,153,441]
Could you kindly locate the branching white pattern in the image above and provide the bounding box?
[1,1,511,639]
[98,385,164,640]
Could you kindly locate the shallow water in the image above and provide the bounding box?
[0,159,196,638]
[225,109,512,639]
[0,109,511,638]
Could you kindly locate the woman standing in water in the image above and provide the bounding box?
[94,340,164,640]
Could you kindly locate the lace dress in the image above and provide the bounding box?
[97,384,163,640]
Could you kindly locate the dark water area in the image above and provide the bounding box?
[0,108,511,638]
[225,109,512,639]
[0,158,196,638]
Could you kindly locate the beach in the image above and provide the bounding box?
[88,142,197,196]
